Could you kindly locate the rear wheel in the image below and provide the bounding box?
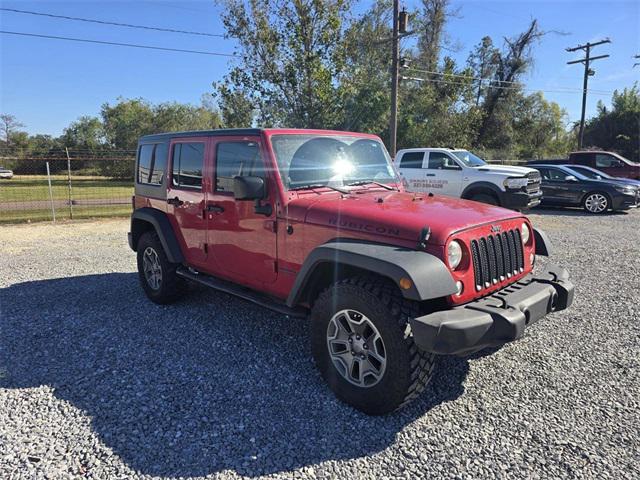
[136,231,184,304]
[310,276,435,415]
[583,192,609,214]
[469,193,499,206]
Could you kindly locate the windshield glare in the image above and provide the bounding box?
[270,135,399,190]
[451,150,487,167]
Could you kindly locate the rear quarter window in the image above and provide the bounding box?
[137,143,168,185]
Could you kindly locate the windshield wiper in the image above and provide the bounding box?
[346,180,397,191]
[289,183,350,194]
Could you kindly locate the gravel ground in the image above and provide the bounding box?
[1,209,639,479]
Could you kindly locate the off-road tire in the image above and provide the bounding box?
[136,231,184,304]
[470,193,499,206]
[582,191,610,214]
[310,276,436,415]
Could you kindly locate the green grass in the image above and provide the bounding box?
[0,175,133,203]
[0,205,132,224]
[0,175,134,223]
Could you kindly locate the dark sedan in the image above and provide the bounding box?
[530,164,640,214]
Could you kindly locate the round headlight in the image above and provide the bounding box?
[521,222,530,244]
[447,240,463,270]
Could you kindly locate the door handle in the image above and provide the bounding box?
[425,173,435,177]
[167,196,183,206]
[207,204,225,213]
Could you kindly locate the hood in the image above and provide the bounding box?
[584,178,639,190]
[475,165,537,176]
[288,190,523,245]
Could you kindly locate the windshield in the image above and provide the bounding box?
[270,134,399,190]
[612,152,640,166]
[451,150,487,167]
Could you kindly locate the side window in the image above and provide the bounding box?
[172,143,204,189]
[399,152,424,169]
[137,143,167,185]
[215,141,262,192]
[536,168,549,180]
[596,154,617,168]
[428,152,460,170]
[547,169,567,181]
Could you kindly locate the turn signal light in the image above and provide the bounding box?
[399,277,412,290]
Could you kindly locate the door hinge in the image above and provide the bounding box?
[204,243,208,254]
[273,260,278,273]
[266,220,277,233]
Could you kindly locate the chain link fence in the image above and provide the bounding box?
[0,152,135,223]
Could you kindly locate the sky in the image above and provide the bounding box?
[1,0,638,137]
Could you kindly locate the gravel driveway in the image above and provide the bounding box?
[1,210,639,479]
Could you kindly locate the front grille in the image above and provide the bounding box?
[526,171,541,194]
[470,228,525,291]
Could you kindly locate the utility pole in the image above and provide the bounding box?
[384,4,409,157]
[389,0,400,158]
[566,39,610,149]
[634,54,640,68]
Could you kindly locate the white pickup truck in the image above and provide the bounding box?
[395,148,542,209]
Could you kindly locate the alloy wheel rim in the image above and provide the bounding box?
[585,194,607,213]
[326,309,387,387]
[143,247,162,290]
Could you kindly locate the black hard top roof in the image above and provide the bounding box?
[139,128,263,142]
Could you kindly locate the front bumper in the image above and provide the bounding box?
[501,189,542,209]
[612,192,640,210]
[409,264,574,355]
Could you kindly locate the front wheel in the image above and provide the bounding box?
[583,192,610,214]
[310,276,435,415]
[469,193,499,206]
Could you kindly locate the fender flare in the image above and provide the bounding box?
[461,182,504,203]
[533,227,552,256]
[286,239,457,307]
[130,208,184,264]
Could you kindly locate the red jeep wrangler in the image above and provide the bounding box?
[128,129,574,414]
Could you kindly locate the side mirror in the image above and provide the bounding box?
[233,176,266,200]
[614,160,624,168]
[565,175,578,182]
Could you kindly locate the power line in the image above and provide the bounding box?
[404,66,613,94]
[0,7,225,38]
[0,31,239,57]
[401,75,614,96]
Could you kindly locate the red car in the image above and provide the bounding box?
[529,151,640,180]
[128,128,574,414]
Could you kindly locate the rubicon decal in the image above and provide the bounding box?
[328,218,401,236]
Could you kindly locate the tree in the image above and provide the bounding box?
[0,114,25,146]
[100,97,222,150]
[415,0,459,72]
[61,116,105,149]
[470,21,546,147]
[583,84,640,161]
[339,0,392,135]
[213,83,254,128]
[215,0,351,128]
[101,98,154,150]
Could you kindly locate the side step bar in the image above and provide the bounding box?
[176,267,308,319]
